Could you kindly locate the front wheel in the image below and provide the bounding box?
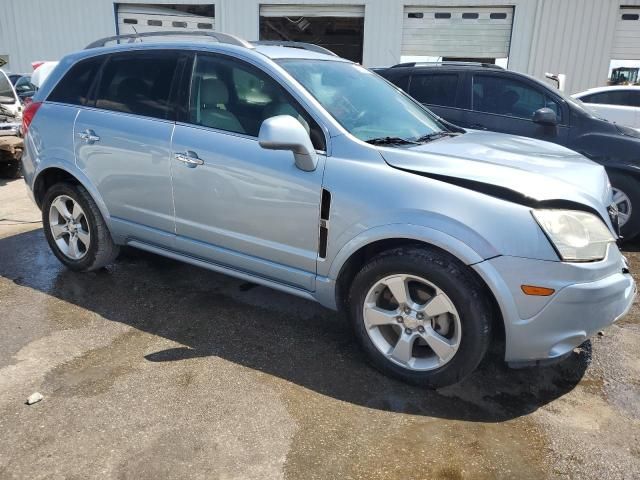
[348,246,492,388]
[608,171,640,241]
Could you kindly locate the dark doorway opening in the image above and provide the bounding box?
[259,16,364,63]
[442,57,496,64]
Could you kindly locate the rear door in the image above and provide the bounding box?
[407,70,466,125]
[464,72,570,144]
[73,50,182,248]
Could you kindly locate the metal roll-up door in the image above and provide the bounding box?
[612,7,640,60]
[401,7,513,60]
[117,4,215,35]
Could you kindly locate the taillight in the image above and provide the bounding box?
[21,101,42,136]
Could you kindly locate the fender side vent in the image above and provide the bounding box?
[319,189,331,258]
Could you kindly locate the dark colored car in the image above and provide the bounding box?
[377,62,640,240]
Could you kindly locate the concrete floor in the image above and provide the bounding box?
[0,177,639,480]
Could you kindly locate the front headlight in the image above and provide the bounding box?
[532,209,615,262]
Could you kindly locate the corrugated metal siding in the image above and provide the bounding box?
[1,0,638,92]
[0,0,220,73]
[526,0,620,93]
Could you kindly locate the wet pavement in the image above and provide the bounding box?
[0,177,639,479]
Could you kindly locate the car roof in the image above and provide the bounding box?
[574,85,640,96]
[69,40,346,64]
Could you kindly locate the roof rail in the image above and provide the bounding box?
[251,41,337,56]
[390,61,503,69]
[85,31,254,49]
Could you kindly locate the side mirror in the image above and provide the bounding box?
[532,107,558,126]
[258,115,317,172]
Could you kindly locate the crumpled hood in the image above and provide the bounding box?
[379,130,611,212]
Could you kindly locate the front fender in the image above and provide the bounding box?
[326,223,493,282]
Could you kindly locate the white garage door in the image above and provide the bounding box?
[401,6,513,59]
[117,5,215,35]
[612,7,640,60]
[259,4,364,18]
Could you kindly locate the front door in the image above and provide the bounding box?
[463,73,570,145]
[170,53,327,290]
[73,50,181,248]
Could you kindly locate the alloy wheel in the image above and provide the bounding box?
[362,274,462,371]
[48,195,91,260]
[612,187,632,228]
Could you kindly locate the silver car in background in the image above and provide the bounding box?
[20,33,635,387]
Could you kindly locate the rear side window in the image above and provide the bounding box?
[48,57,103,105]
[472,74,562,121]
[95,52,180,120]
[409,74,459,107]
[581,90,640,108]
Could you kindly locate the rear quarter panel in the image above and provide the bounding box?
[22,103,78,191]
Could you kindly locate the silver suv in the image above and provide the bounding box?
[21,33,635,387]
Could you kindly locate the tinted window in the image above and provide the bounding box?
[48,57,102,105]
[188,54,325,149]
[409,74,459,107]
[95,52,179,119]
[581,90,640,108]
[472,74,561,120]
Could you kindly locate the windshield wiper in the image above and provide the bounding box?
[414,131,459,143]
[365,136,420,146]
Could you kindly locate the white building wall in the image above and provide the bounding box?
[0,0,638,93]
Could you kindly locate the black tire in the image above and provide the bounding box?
[608,170,640,242]
[0,161,21,179]
[42,182,120,272]
[348,246,492,388]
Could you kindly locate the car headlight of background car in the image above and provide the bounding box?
[532,209,615,262]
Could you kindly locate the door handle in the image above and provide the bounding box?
[469,124,488,130]
[77,129,100,143]
[175,151,204,168]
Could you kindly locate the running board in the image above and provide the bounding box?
[126,240,317,302]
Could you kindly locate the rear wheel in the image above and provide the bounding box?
[42,182,119,271]
[348,246,492,388]
[608,171,640,241]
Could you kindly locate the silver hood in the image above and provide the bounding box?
[379,131,611,213]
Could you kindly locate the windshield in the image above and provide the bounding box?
[278,59,446,142]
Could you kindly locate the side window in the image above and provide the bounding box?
[409,74,459,107]
[472,74,561,121]
[48,56,103,105]
[582,90,638,107]
[188,54,325,150]
[95,52,179,120]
